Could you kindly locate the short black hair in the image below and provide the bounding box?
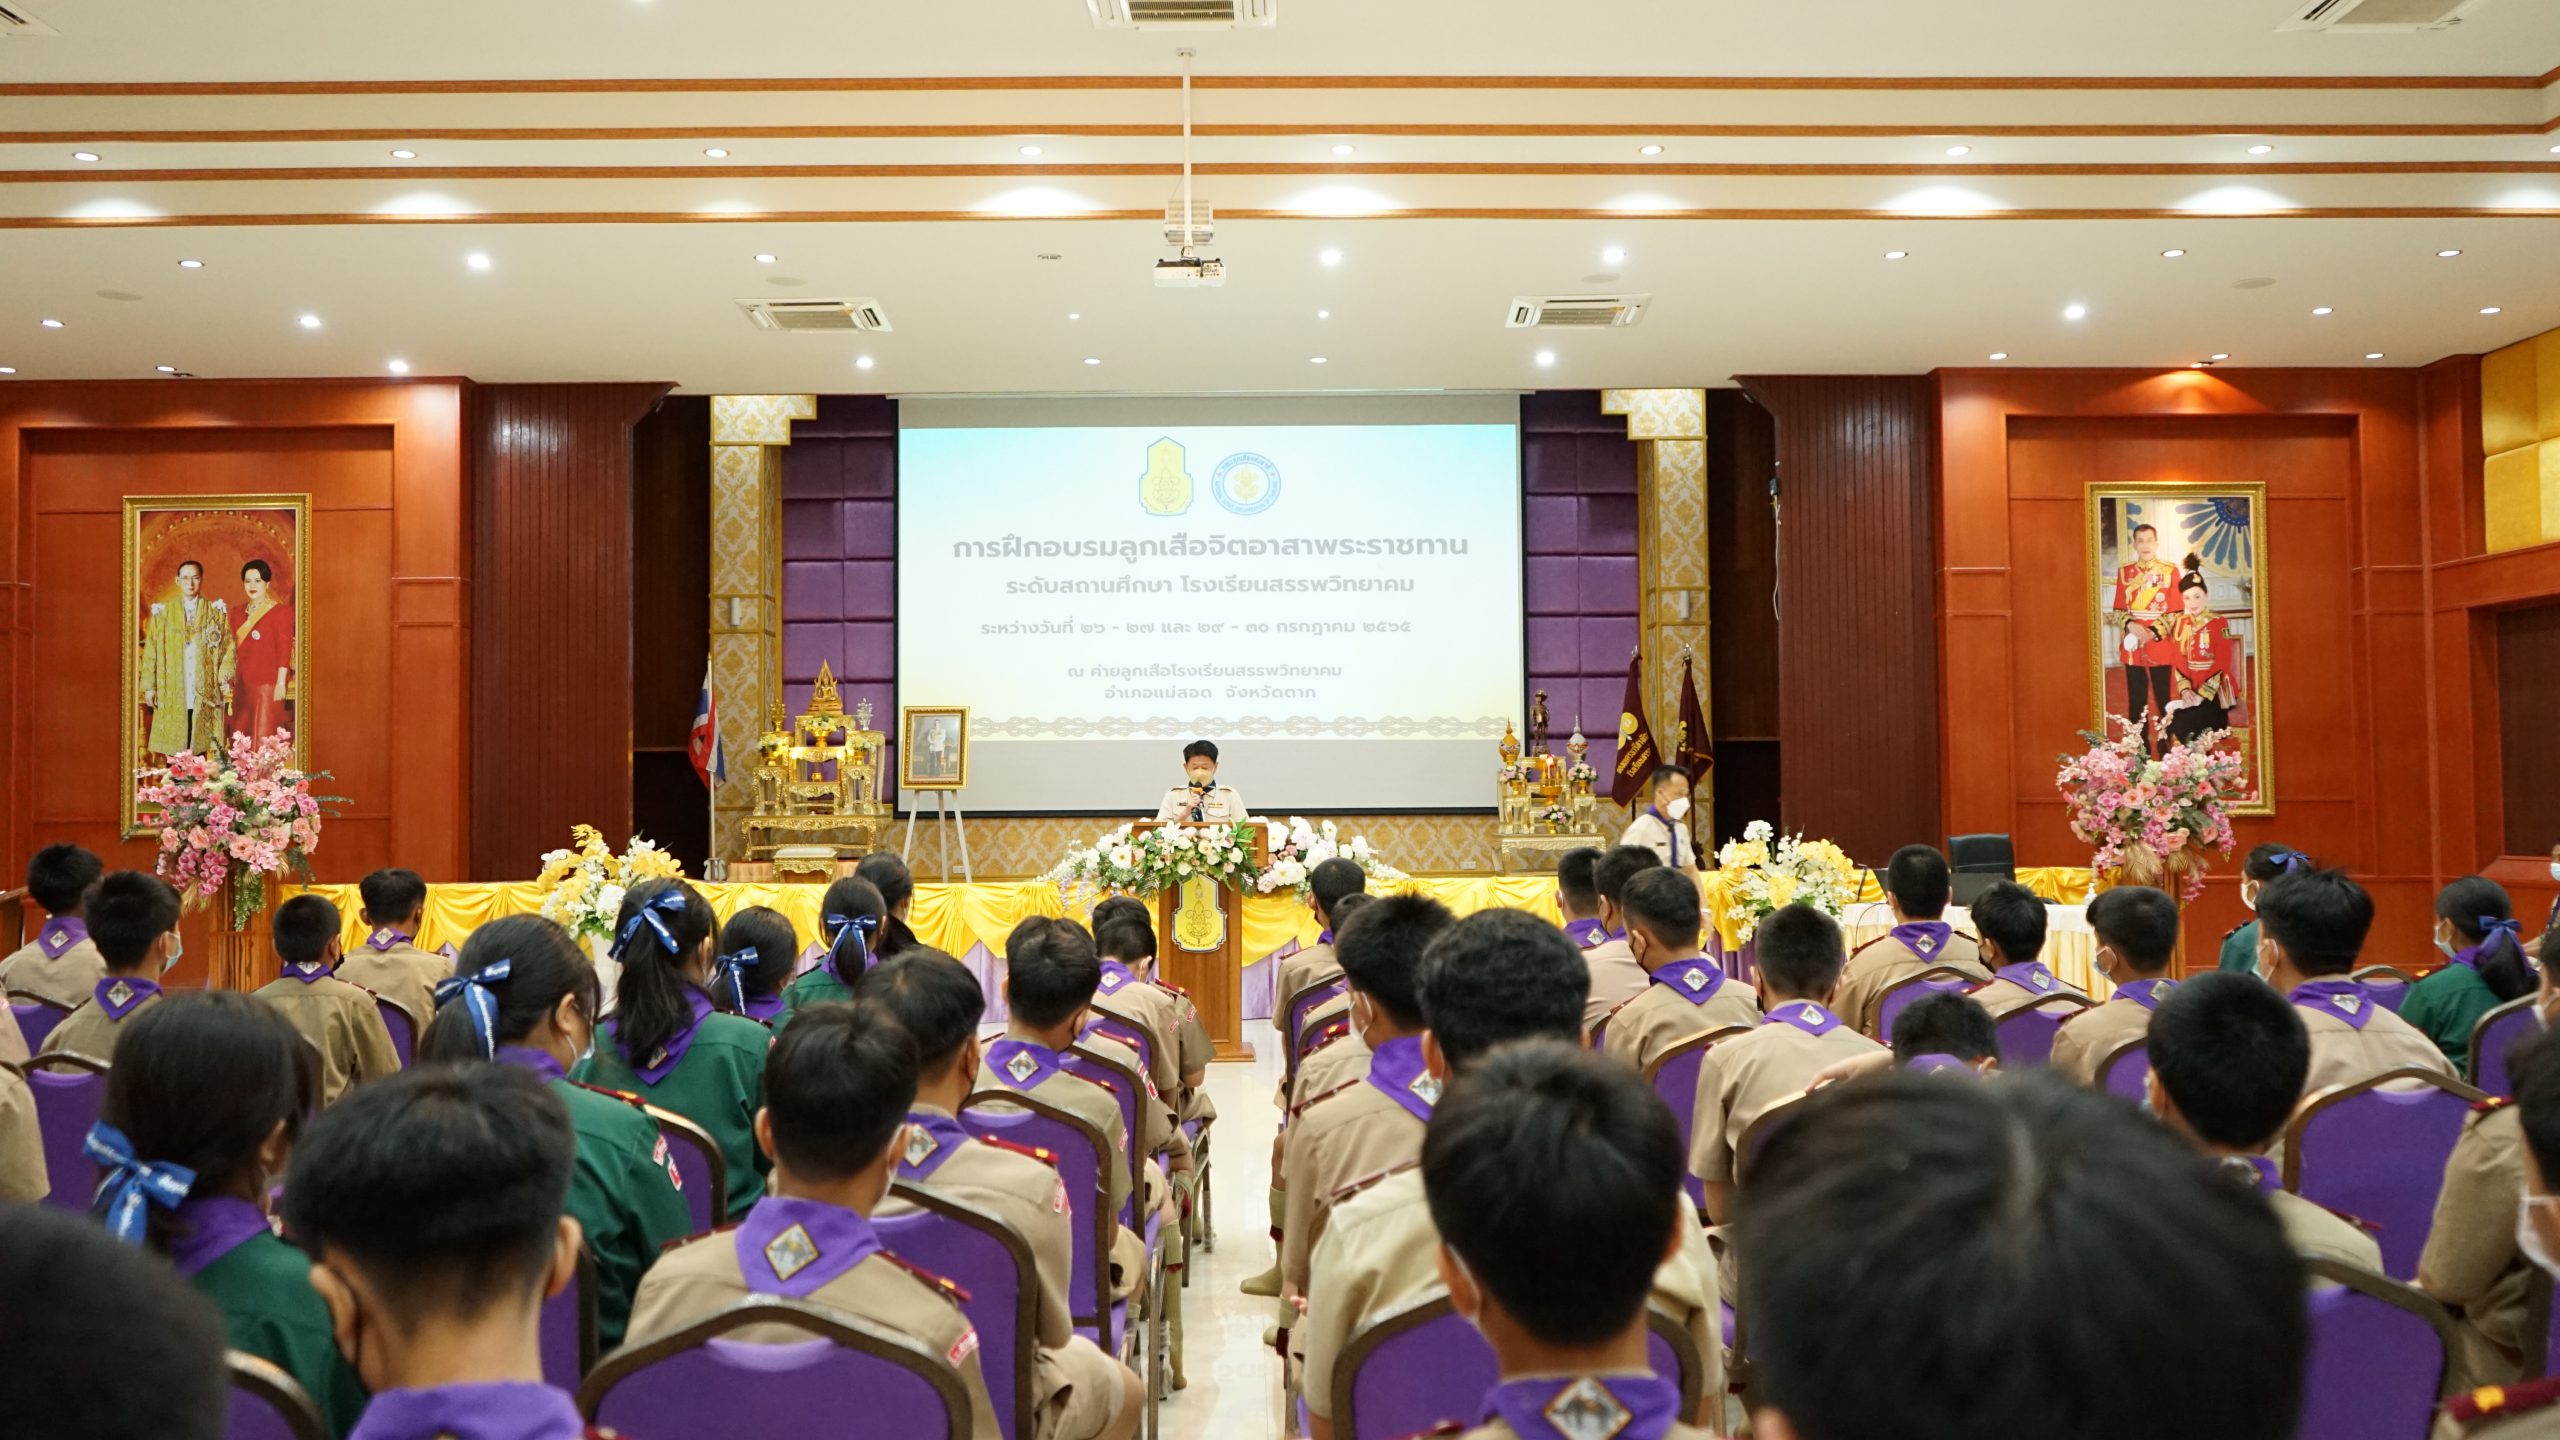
[283,1064,576,1325]
[1091,895,1151,940]
[1885,844,1953,918]
[1004,916,1102,1029]
[88,871,181,971]
[1310,857,1368,922]
[1094,911,1153,964]
[854,852,914,914]
[2512,1032,2560,1185]
[717,905,800,1004]
[1417,909,1588,1069]
[1334,892,1454,1031]
[1755,904,1847,1000]
[2241,845,2311,884]
[2147,972,2310,1151]
[1556,846,1602,913]
[1648,764,1692,793]
[357,867,429,927]
[1738,1073,2305,1440]
[417,916,599,1064]
[1618,867,1702,952]
[25,843,102,917]
[104,993,318,1254]
[1890,992,2000,1066]
[2255,867,2372,977]
[763,1003,920,1181]
[1594,845,1663,905]
[271,893,341,968]
[1425,1040,1681,1347]
[2086,886,2179,975]
[855,951,986,1073]
[240,558,274,582]
[1182,739,1219,764]
[1328,892,1377,929]
[2439,876,2533,1004]
[1970,881,2048,965]
[0,1206,229,1440]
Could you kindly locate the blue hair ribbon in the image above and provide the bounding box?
[2484,916,2526,959]
[823,912,882,974]
[611,889,692,962]
[85,1123,196,1246]
[714,948,756,1010]
[2274,849,2310,875]
[433,958,515,1060]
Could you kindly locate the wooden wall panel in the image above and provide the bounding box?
[630,394,713,874]
[1704,388,1782,845]
[2496,604,2560,857]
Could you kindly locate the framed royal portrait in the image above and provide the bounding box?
[899,705,969,791]
[121,495,313,835]
[2086,483,2272,815]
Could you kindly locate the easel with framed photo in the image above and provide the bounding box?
[897,705,973,882]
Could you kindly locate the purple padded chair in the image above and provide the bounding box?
[2284,1067,2485,1280]
[540,1244,599,1391]
[1060,1044,1148,1229]
[1874,968,1981,1045]
[11,997,71,1055]
[2470,997,2537,1098]
[227,1351,327,1440]
[2095,1037,2150,1106]
[1084,1011,1154,1080]
[1331,1297,1704,1440]
[880,1184,1041,1440]
[1283,979,1348,1079]
[640,1102,729,1235]
[1645,1026,1751,1210]
[27,1053,109,1211]
[580,1298,971,1440]
[1991,994,2091,1071]
[2351,965,2418,1014]
[2296,1257,2456,1440]
[962,1096,1123,1359]
[374,997,417,1068]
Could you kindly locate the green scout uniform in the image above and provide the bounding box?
[574,990,772,1221]
[2404,951,2509,1071]
[496,1046,694,1348]
[2219,918,2261,975]
[174,1198,368,1438]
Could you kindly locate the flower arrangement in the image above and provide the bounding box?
[2055,719,2243,903]
[1567,760,1598,788]
[1534,801,1575,829]
[137,729,340,931]
[1713,819,1862,943]
[1044,816,1406,909]
[535,824,688,946]
[1495,760,1533,788]
[1255,816,1408,901]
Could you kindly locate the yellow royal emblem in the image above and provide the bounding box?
[1172,874,1226,953]
[763,1223,820,1282]
[1140,437,1194,516]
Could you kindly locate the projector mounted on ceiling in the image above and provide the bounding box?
[1156,49,1227,287]
[1088,0,1275,29]
[2279,0,2492,31]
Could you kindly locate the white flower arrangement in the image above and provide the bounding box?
[536,824,687,946]
[1253,816,1405,901]
[1043,814,1406,909]
[1713,819,1862,944]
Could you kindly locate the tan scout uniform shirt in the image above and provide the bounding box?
[1833,929,1989,1037]
[0,935,107,1011]
[2050,990,2165,1086]
[0,1000,25,1068]
[1689,1003,1884,1185]
[1620,811,1698,871]
[1154,785,1249,826]
[1601,960,1764,1075]
[1299,1168,1725,1425]
[0,1063,45,1203]
[334,933,452,1035]
[974,1046,1151,1301]
[38,983,163,1063]
[2442,1379,2560,1440]
[628,1211,1001,1440]
[2423,1102,2537,1390]
[1968,963,2090,1022]
[2295,991,2460,1100]
[2259,1185,2386,1274]
[1281,1045,1432,1297]
[251,970,403,1105]
[1293,1027,1369,1108]
[1275,941,1341,1019]
[1582,937,1650,1034]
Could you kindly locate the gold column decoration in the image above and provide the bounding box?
[2481,330,2560,553]
[1601,389,1712,841]
[709,394,816,865]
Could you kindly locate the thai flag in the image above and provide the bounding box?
[689,664,726,789]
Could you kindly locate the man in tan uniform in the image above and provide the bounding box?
[250,895,402,1105]
[37,871,183,1065]
[335,867,453,1034]
[1601,867,1762,1073]
[1275,858,1369,1014]
[1087,899,1212,1121]
[2439,1029,2560,1439]
[626,1004,1002,1440]
[2052,885,2182,1086]
[1689,903,1883,1225]
[862,954,1143,1440]
[1581,846,1663,1033]
[1833,844,1989,1036]
[2255,867,2455,1099]
[2422,1094,2536,1391]
[0,844,107,1010]
[0,1062,45,1202]
[1963,880,2090,1022]
[1152,739,1249,825]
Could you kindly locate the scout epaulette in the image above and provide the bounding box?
[661,1221,740,1254]
[1304,1020,1352,1055]
[1605,990,1647,1022]
[1848,933,1890,957]
[1062,1068,1118,1096]
[1328,1157,1420,1204]
[2446,1376,2560,1425]
[570,1079,652,1110]
[1388,1424,1464,1439]
[1151,979,1189,999]
[2474,1095,2516,1116]
[882,1252,975,1306]
[2311,1201,2383,1235]
[979,1134,1060,1168]
[1291,1076,1363,1118]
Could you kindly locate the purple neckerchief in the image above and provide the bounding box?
[1362,1034,1441,1123]
[1648,956,1727,1006]
[1482,1374,1683,1440]
[1643,807,1688,864]
[281,959,333,985]
[37,917,88,960]
[623,986,714,1084]
[2293,979,2377,1030]
[1316,929,1336,947]
[494,1046,568,1083]
[168,1195,273,1278]
[95,976,162,1020]
[1097,959,1137,995]
[2116,978,2177,1011]
[363,927,414,953]
[898,1108,975,1181]
[1905,1053,1980,1076]
[1765,1000,1844,1037]
[741,991,787,1025]
[1892,921,1954,961]
[2225,1154,2282,1194]
[348,1380,586,1440]
[986,1037,1066,1092]
[734,1194,884,1300]
[1995,961,2062,995]
[1564,917,1607,951]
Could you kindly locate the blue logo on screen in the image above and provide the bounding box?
[1211,452,1281,516]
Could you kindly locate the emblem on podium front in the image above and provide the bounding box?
[1172,874,1226,952]
[1140,437,1194,516]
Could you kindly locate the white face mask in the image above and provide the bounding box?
[2548,861,2560,885]
[2518,1194,2560,1280]
[2437,931,2461,961]
[2241,883,2259,913]
[163,927,184,973]
[1663,796,1691,821]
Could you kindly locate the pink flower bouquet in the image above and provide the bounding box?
[136,729,342,929]
[2055,718,2244,903]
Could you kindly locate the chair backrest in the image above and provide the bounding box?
[2094,1037,2151,1106]
[1643,1307,1708,1416]
[374,996,417,1067]
[2350,966,2418,1014]
[1736,1091,1812,1190]
[580,1297,971,1440]
[2283,1067,2487,1280]
[541,1242,599,1390]
[1991,994,2092,1071]
[10,995,72,1054]
[2296,1257,2458,1440]
[1283,979,1348,1082]
[2470,996,2538,1097]
[1874,967,1983,1044]
[1083,1011,1154,1081]
[879,1183,1041,1440]
[27,1053,108,1212]
[640,1102,730,1234]
[1332,1296,1700,1440]
[1947,833,2017,876]
[227,1350,328,1440]
[962,1094,1115,1340]
[1644,1026,1751,1210]
[1060,1044,1146,1225]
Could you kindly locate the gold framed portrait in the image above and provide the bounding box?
[2085,483,2272,816]
[899,705,969,792]
[121,495,314,835]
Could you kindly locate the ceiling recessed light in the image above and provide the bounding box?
[1310,356,1328,365]
[0,367,15,375]
[2211,353,2230,361]
[2063,303,2088,321]
[2551,144,2560,154]
[2367,352,2386,360]
[297,313,322,330]
[1318,247,1343,267]
[2247,144,2274,156]
[1082,356,1101,366]
[1602,245,1627,265]
[39,319,62,329]
[754,252,777,263]
[1945,144,1971,157]
[1884,249,1909,260]
[1534,349,1557,368]
[72,151,99,163]
[2482,306,2504,315]
[1316,308,1330,319]
[703,147,729,158]
[390,149,417,160]
[387,359,410,375]
[155,365,176,374]
[1067,311,1081,320]
[2312,306,2334,316]
[855,355,875,371]
[1638,143,1664,156]
[1989,352,2008,361]
[1019,145,1044,157]
[2438,249,2463,258]
[2161,248,2186,258]
[178,258,203,269]
[1331,143,1355,156]
[2191,362,2209,370]
[465,251,492,271]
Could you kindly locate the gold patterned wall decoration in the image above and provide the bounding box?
[1603,389,1712,839]
[709,395,815,864]
[2482,330,2560,553]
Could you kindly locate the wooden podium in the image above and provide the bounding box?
[1133,820,1265,1062]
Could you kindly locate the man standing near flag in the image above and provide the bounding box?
[1609,649,1700,873]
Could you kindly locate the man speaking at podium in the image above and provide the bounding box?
[1156,739,1251,824]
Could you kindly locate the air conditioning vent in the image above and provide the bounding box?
[736,298,893,333]
[1163,199,1215,247]
[2279,0,2490,31]
[1088,0,1275,29]
[0,3,61,36]
[1505,295,1650,329]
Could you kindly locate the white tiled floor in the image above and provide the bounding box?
[1157,1019,1289,1440]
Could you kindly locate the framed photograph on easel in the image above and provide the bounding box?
[899,706,969,791]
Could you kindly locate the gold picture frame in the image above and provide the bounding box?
[121,495,315,836]
[2085,483,2272,816]
[899,705,969,792]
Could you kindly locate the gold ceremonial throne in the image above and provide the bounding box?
[742,662,890,868]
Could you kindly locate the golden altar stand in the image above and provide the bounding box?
[1493,701,1607,874]
[740,663,892,863]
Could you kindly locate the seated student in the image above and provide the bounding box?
[420,915,690,1352]
[2051,885,2182,1085]
[2423,965,2558,1396]
[1091,899,1213,1120]
[283,1064,591,1440]
[1736,1073,2306,1440]
[1620,764,1701,874]
[93,992,367,1437]
[0,1205,231,1440]
[1963,881,2088,1021]
[2219,844,2311,975]
[1423,1040,1715,1440]
[1302,910,1724,1440]
[627,1004,1001,1440]
[1275,857,1370,1012]
[2405,876,2534,1070]
[0,1056,42,1201]
[1600,867,1763,1073]
[251,894,401,1105]
[2255,866,2454,1097]
[711,904,798,1026]
[2443,1036,2560,1438]
[1584,846,1666,1032]
[574,878,774,1219]
[1286,891,1379,1098]
[781,874,887,1022]
[2144,973,2384,1275]
[0,842,107,1010]
[337,867,453,1035]
[39,871,183,1064]
[1833,844,1991,1035]
[862,956,1145,1440]
[857,850,923,961]
[1689,903,1884,1224]
[1890,991,2001,1076]
[1556,845,1609,951]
